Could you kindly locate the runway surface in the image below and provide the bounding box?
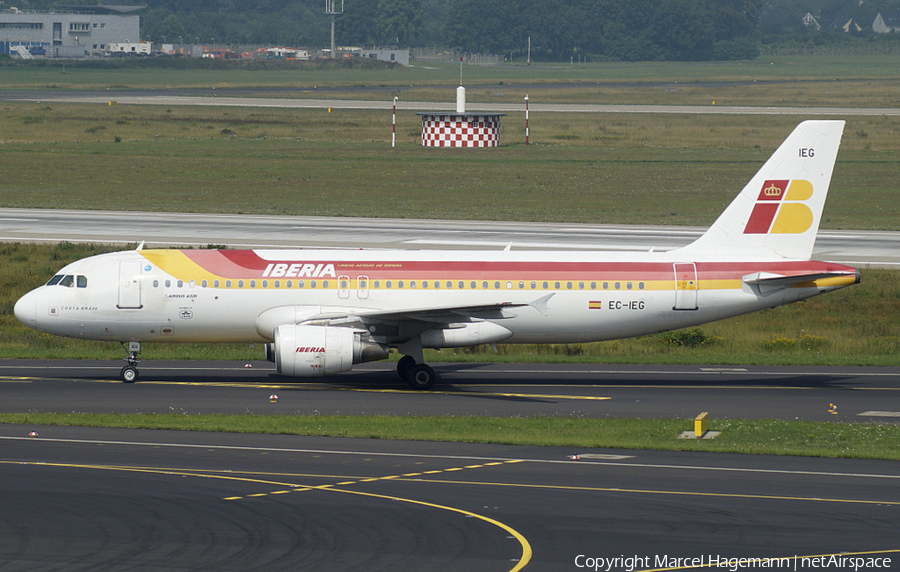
[2,360,899,423]
[1,423,899,571]
[2,362,900,569]
[8,88,900,117]
[3,208,898,267]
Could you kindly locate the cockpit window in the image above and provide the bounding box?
[47,274,87,288]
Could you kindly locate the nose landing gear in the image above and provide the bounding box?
[120,341,141,383]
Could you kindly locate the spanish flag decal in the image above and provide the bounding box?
[589,301,603,310]
[743,179,814,234]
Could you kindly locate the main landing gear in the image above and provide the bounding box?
[396,355,438,390]
[120,341,141,383]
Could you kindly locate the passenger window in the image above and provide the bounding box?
[177,280,184,288]
[165,280,171,288]
[201,280,208,288]
[238,280,244,288]
[226,280,232,288]
[153,280,159,288]
[77,276,88,288]
[250,280,256,288]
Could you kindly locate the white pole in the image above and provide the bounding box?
[524,94,529,145]
[392,96,397,148]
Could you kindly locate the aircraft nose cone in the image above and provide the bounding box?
[14,291,37,327]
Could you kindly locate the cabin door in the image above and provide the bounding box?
[117,261,143,309]
[673,263,698,311]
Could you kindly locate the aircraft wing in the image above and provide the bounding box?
[256,294,554,339]
[309,294,554,325]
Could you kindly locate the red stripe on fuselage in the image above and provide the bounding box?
[176,251,855,282]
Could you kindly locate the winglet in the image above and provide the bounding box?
[676,120,845,261]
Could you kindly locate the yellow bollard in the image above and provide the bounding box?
[694,412,709,437]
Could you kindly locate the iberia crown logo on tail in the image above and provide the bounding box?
[743,179,814,234]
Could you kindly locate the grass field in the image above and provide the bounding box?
[2,57,899,454]
[2,412,898,460]
[1,103,899,229]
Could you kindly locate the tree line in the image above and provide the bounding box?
[10,0,900,61]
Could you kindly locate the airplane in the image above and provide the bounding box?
[14,120,859,390]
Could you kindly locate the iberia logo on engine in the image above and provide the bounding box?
[743,179,813,234]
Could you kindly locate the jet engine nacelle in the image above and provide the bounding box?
[273,324,388,377]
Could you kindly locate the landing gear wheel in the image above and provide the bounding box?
[406,363,437,390]
[120,366,139,383]
[397,355,416,380]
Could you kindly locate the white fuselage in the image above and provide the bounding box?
[14,247,858,347]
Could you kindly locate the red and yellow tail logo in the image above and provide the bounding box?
[743,179,814,234]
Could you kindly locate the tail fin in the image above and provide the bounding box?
[676,120,845,261]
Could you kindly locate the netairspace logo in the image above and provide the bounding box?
[573,554,892,571]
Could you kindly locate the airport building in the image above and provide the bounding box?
[0,5,143,58]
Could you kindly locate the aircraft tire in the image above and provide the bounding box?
[396,355,416,380]
[120,366,139,383]
[407,364,437,390]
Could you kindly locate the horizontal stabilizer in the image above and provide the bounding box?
[743,269,860,293]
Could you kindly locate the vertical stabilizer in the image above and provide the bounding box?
[676,120,845,261]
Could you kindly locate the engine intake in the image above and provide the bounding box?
[273,325,387,377]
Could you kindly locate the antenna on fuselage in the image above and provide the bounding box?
[136,241,145,251]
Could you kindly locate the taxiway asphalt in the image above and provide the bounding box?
[2,362,899,570]
[1,424,898,571]
[2,360,899,423]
